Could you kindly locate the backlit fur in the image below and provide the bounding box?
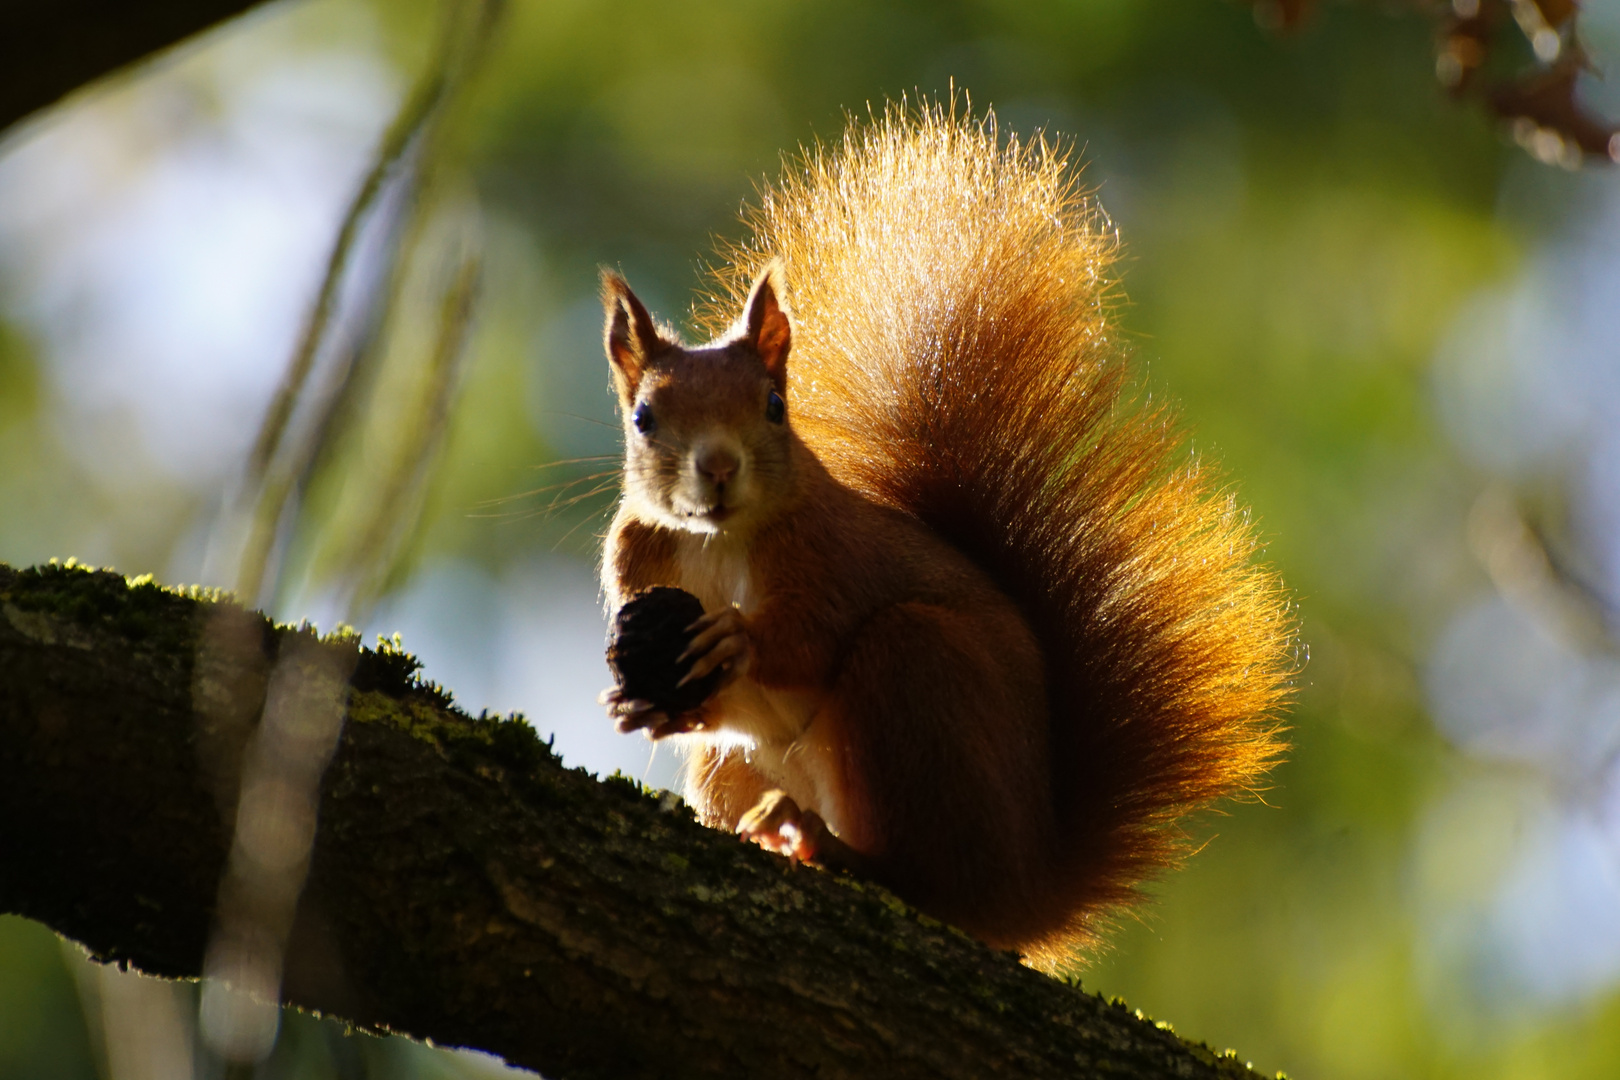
[607,100,1294,965]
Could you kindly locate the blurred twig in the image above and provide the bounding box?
[1467,484,1620,655]
[231,0,503,608]
[1248,0,1620,164]
[202,0,503,1068]
[338,229,484,620]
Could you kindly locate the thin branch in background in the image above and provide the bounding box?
[339,229,485,621]
[196,0,505,1070]
[1466,484,1620,656]
[229,0,502,606]
[265,188,471,616]
[238,23,446,506]
[1523,514,1620,629]
[224,161,417,611]
[1249,0,1620,164]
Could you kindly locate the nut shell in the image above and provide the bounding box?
[606,586,724,716]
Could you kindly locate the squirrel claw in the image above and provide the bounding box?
[678,607,753,687]
[680,606,748,658]
[679,634,749,685]
[610,698,662,733]
[607,695,706,739]
[646,712,705,738]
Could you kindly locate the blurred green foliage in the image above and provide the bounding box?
[3,0,1618,1077]
[0,918,97,1080]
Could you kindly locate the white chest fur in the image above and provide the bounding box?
[669,532,837,832]
[674,533,755,614]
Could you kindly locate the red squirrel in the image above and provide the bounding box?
[597,102,1293,964]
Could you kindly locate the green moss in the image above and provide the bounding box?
[603,771,645,800]
[350,633,453,708]
[1,559,556,772]
[485,711,548,771]
[0,560,209,661]
[348,679,558,787]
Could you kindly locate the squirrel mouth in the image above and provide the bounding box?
[677,502,735,525]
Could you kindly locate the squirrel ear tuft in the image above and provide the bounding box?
[742,262,791,387]
[601,270,663,398]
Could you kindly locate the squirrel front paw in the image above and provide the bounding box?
[678,605,754,689]
[736,789,826,864]
[598,686,708,739]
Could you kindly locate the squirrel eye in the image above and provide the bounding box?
[632,402,656,434]
[765,390,785,425]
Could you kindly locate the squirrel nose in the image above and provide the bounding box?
[696,447,739,487]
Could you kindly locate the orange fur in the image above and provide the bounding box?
[603,100,1293,965]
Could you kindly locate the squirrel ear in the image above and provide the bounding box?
[742,262,791,387]
[601,269,663,398]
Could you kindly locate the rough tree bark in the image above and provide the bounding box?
[0,0,271,136]
[0,561,1269,1079]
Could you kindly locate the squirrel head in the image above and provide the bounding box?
[600,263,797,537]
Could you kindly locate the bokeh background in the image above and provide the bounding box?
[4,0,1620,1077]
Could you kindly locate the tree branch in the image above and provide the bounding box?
[1,0,270,137]
[0,561,1264,1079]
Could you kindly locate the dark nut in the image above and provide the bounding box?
[607,586,724,716]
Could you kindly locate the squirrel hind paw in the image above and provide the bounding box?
[737,790,821,863]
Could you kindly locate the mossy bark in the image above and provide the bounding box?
[0,561,1265,1080]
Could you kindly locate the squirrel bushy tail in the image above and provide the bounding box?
[696,100,1294,958]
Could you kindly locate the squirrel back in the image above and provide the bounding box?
[691,101,1294,957]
